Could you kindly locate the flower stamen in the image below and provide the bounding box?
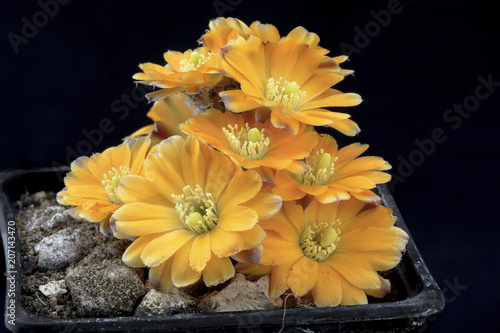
[101,166,131,204]
[173,185,218,235]
[265,77,306,110]
[222,123,270,161]
[299,220,341,262]
[179,51,212,72]
[293,149,337,186]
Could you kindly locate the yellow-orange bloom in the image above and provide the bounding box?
[180,108,318,170]
[56,137,151,234]
[128,93,196,144]
[272,134,391,203]
[133,46,227,102]
[219,33,362,135]
[238,199,408,306]
[201,17,280,53]
[111,136,282,292]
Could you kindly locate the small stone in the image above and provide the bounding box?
[198,273,282,312]
[65,259,145,317]
[37,228,93,270]
[135,288,196,316]
[39,279,67,298]
[26,206,68,230]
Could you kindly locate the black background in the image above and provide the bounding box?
[1,0,499,332]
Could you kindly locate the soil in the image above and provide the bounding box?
[15,191,407,319]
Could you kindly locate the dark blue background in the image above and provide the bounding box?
[1,0,499,332]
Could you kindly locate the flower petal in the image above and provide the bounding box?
[241,192,282,221]
[117,174,171,206]
[338,273,368,305]
[218,205,258,231]
[287,256,318,297]
[326,253,381,290]
[172,240,201,287]
[122,233,163,267]
[220,90,263,112]
[141,230,194,267]
[210,227,244,258]
[269,261,296,299]
[218,169,262,208]
[260,233,303,266]
[113,202,184,236]
[148,258,174,293]
[189,233,212,272]
[311,263,342,306]
[202,256,235,287]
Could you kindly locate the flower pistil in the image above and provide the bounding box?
[293,149,336,186]
[179,51,213,72]
[299,220,341,262]
[222,123,270,161]
[265,77,306,110]
[173,184,218,235]
[101,166,131,204]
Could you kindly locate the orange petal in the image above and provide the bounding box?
[311,263,342,306]
[260,235,303,266]
[112,202,184,236]
[242,192,282,221]
[269,261,296,299]
[338,273,368,305]
[315,187,351,203]
[210,227,244,258]
[237,224,267,249]
[219,90,263,113]
[189,233,211,272]
[235,261,271,275]
[148,258,174,293]
[117,174,171,206]
[272,171,306,201]
[141,229,195,267]
[122,233,163,267]
[287,256,318,297]
[218,169,262,208]
[326,253,381,290]
[340,205,396,235]
[171,240,201,287]
[202,256,235,287]
[270,110,300,135]
[365,276,391,298]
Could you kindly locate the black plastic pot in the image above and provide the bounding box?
[1,167,445,332]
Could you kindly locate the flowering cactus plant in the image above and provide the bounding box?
[57,17,408,307]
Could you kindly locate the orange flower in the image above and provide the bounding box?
[272,134,391,203]
[179,108,318,170]
[56,137,151,234]
[238,199,408,306]
[201,17,280,53]
[133,46,227,102]
[111,136,282,292]
[128,93,196,144]
[219,33,362,135]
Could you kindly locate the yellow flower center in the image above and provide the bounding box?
[265,77,306,110]
[299,220,341,262]
[179,51,212,72]
[292,149,337,186]
[222,123,270,161]
[173,185,218,235]
[101,166,131,204]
